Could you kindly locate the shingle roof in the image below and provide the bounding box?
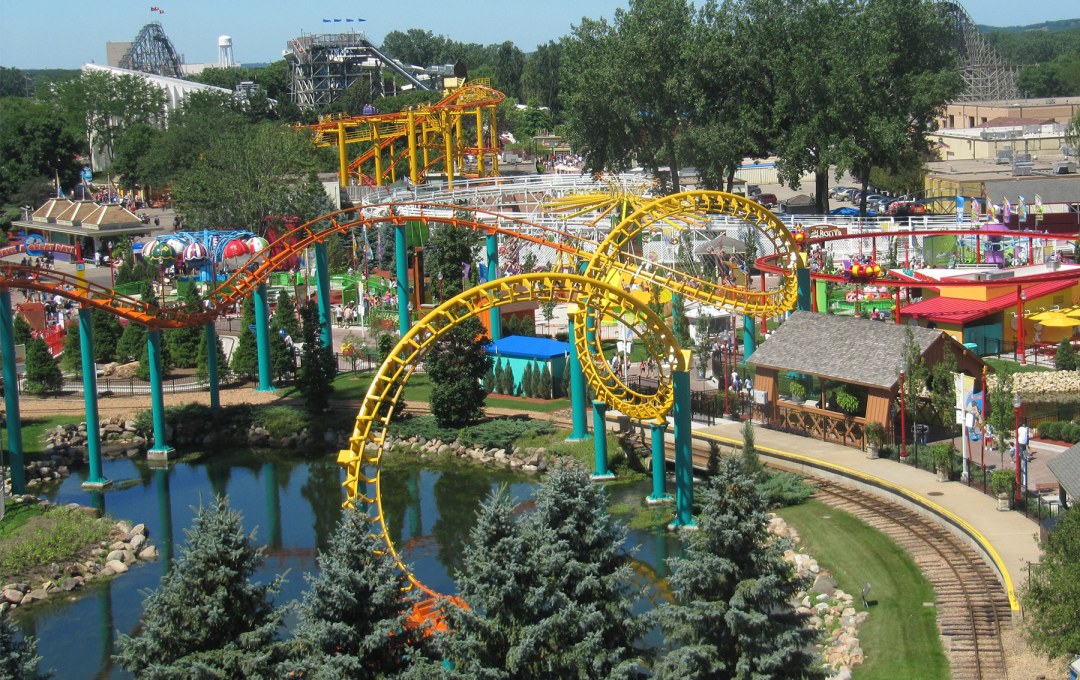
[747,311,944,389]
[1047,443,1080,500]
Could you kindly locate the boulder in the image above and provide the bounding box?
[104,560,128,574]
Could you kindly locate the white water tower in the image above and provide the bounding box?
[218,35,234,67]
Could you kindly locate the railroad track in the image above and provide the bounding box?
[810,478,1011,680]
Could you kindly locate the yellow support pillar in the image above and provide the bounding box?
[389,142,397,183]
[489,105,499,176]
[407,110,419,185]
[422,119,431,172]
[442,110,454,189]
[372,123,383,187]
[337,121,348,188]
[476,107,485,177]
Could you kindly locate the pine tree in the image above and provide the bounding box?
[493,359,505,395]
[280,507,430,677]
[561,361,571,398]
[296,300,335,412]
[439,463,645,678]
[114,496,285,677]
[165,287,203,368]
[114,322,145,363]
[539,364,553,400]
[655,458,824,679]
[271,290,301,341]
[23,337,62,395]
[0,610,46,679]
[230,295,259,379]
[196,327,228,383]
[1055,337,1078,371]
[500,359,516,396]
[268,331,293,383]
[427,315,491,427]
[136,332,173,382]
[741,419,762,478]
[91,310,123,363]
[59,321,81,377]
[12,316,32,346]
[482,362,495,393]
[522,362,535,398]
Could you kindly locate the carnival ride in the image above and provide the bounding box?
[304,82,505,189]
[0,188,802,626]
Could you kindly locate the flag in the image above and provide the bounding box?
[955,195,965,224]
[970,197,979,223]
[1018,196,1027,222]
[1035,194,1044,223]
[1002,196,1011,222]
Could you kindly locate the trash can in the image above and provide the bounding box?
[963,342,979,354]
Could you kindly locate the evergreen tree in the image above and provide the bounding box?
[12,316,32,346]
[115,322,146,364]
[0,610,46,679]
[230,295,259,379]
[671,294,691,351]
[561,361,571,398]
[500,359,516,396]
[439,463,645,678]
[91,310,123,363]
[23,337,62,395]
[482,362,495,393]
[296,300,335,412]
[741,419,762,478]
[196,326,228,384]
[114,496,285,677]
[59,321,81,377]
[655,458,824,679]
[493,359,505,395]
[268,331,293,384]
[271,290,301,341]
[427,316,491,427]
[280,507,430,677]
[136,331,173,382]
[1055,337,1078,371]
[165,287,203,368]
[522,362,535,398]
[538,364,553,400]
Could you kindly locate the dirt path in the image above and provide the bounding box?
[17,385,287,419]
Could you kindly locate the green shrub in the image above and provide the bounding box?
[930,442,955,468]
[757,470,814,508]
[459,419,555,451]
[1061,422,1080,444]
[1038,421,1061,441]
[789,381,806,401]
[390,415,461,443]
[834,388,860,415]
[251,406,311,440]
[0,507,112,582]
[990,469,1015,495]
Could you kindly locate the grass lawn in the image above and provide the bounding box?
[18,415,86,456]
[0,503,46,540]
[329,371,571,413]
[985,358,1051,374]
[777,499,949,680]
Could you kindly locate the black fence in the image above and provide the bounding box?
[627,376,750,425]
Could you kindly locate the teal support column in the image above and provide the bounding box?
[313,242,333,350]
[406,473,421,538]
[591,400,614,479]
[670,360,696,528]
[485,232,501,340]
[796,268,811,311]
[742,314,757,362]
[647,419,672,504]
[78,307,108,488]
[204,323,220,411]
[567,314,589,441]
[0,290,25,493]
[155,467,174,569]
[395,223,410,334]
[146,330,174,459]
[253,284,274,392]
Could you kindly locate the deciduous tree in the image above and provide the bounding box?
[1021,504,1080,659]
[427,315,490,427]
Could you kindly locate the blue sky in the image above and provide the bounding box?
[1,0,1077,70]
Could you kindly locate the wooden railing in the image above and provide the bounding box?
[769,400,867,449]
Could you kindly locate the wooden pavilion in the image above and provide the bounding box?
[748,311,990,449]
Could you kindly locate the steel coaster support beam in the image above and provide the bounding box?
[79,307,109,488]
[314,242,334,350]
[485,232,501,340]
[475,107,485,177]
[670,351,696,529]
[337,121,348,188]
[254,284,274,392]
[407,110,420,185]
[0,290,25,493]
[154,467,174,567]
[263,462,282,548]
[566,309,589,441]
[204,323,220,412]
[395,224,410,334]
[743,314,757,361]
[488,105,499,176]
[591,400,614,479]
[647,418,672,504]
[796,267,812,311]
[146,329,175,460]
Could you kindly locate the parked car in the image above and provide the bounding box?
[754,193,778,208]
[829,186,852,199]
[886,201,927,216]
[746,184,762,198]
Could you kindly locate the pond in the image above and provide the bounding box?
[13,450,683,679]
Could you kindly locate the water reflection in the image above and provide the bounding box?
[15,452,681,679]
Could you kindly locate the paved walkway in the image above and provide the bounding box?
[609,411,1046,613]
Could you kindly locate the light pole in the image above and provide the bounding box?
[899,369,908,461]
[1013,393,1023,502]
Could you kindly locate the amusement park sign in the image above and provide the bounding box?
[803,225,848,239]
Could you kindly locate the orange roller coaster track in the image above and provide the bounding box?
[0,190,800,629]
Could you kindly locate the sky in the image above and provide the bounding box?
[1,0,1078,70]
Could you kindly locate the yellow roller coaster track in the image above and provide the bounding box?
[0,190,799,629]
